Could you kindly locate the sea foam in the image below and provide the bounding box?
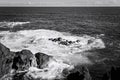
[0,21,30,28]
[0,29,105,79]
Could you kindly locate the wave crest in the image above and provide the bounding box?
[0,21,30,28]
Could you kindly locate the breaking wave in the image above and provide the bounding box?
[0,29,105,79]
[0,21,30,28]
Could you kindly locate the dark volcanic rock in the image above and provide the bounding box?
[0,43,34,79]
[0,43,14,78]
[1,71,31,80]
[35,52,52,69]
[0,43,92,80]
[62,66,91,80]
[12,50,33,71]
[0,43,53,80]
[102,66,120,80]
[3,42,120,80]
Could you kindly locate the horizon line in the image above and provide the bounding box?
[0,5,120,7]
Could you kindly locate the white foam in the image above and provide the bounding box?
[0,29,105,79]
[28,59,74,79]
[0,21,30,28]
[0,29,105,54]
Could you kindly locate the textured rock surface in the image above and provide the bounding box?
[35,52,52,69]
[1,42,119,80]
[12,50,33,71]
[0,43,92,80]
[0,43,14,78]
[0,43,54,80]
[62,66,91,80]
[0,43,34,79]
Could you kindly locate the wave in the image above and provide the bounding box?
[0,29,105,79]
[0,21,30,28]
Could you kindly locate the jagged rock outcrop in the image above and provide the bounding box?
[0,43,55,80]
[12,50,33,71]
[2,42,120,80]
[35,52,52,69]
[62,66,91,80]
[0,43,34,79]
[0,43,14,78]
[0,43,92,80]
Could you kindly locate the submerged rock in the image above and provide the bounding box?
[48,37,78,46]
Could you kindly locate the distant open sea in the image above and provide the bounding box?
[0,7,120,46]
[0,7,120,80]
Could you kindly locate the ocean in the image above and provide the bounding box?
[0,7,120,80]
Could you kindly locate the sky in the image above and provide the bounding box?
[0,0,120,6]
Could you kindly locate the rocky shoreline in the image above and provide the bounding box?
[0,42,120,80]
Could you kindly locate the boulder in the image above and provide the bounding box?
[62,66,91,80]
[12,50,33,71]
[0,42,34,79]
[35,52,52,69]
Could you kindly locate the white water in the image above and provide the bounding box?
[0,21,30,28]
[0,29,105,79]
